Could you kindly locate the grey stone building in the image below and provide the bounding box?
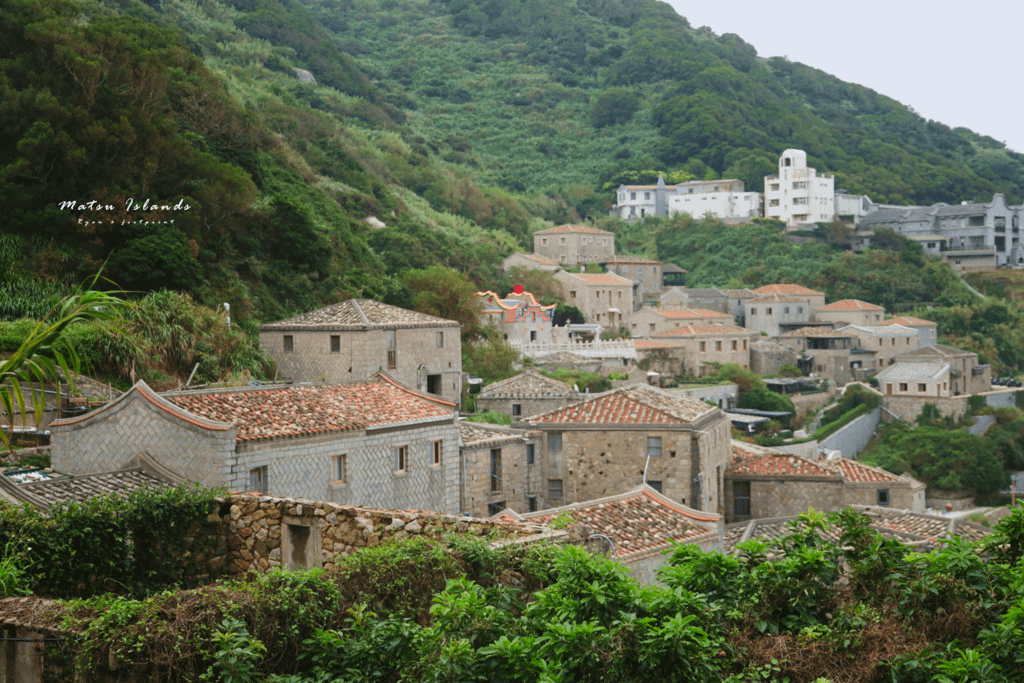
[475,370,579,419]
[519,384,732,514]
[258,299,462,403]
[49,374,462,514]
[856,193,1022,268]
[459,421,543,517]
[533,224,615,265]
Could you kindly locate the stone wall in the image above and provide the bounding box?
[790,387,839,415]
[845,480,925,512]
[234,418,461,515]
[881,394,969,423]
[214,494,550,575]
[724,477,844,523]
[818,407,880,458]
[50,390,237,486]
[461,437,543,517]
[750,342,798,376]
[540,416,731,514]
[475,396,577,420]
[259,327,463,403]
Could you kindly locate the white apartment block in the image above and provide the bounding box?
[764,149,835,227]
[614,176,760,221]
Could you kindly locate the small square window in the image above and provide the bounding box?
[548,479,563,498]
[715,341,722,351]
[490,449,502,491]
[699,341,706,352]
[526,443,535,465]
[767,307,773,315]
[877,489,890,506]
[512,404,522,416]
[548,432,562,451]
[283,335,293,353]
[647,436,662,457]
[899,383,908,392]
[394,445,407,473]
[647,480,662,493]
[528,496,538,512]
[432,440,442,466]
[435,331,444,348]
[330,335,340,353]
[918,383,927,392]
[751,307,757,315]
[487,501,507,516]
[333,454,346,483]
[249,466,268,494]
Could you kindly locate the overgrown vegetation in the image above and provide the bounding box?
[0,483,221,598]
[24,507,1024,682]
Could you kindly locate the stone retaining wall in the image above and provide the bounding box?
[215,493,551,575]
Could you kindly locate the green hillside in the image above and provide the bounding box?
[2,0,1023,329]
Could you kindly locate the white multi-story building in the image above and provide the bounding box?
[614,176,760,221]
[764,149,835,227]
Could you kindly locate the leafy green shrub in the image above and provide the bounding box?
[0,483,221,598]
[466,410,513,426]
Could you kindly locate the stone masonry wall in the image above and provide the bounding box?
[50,391,236,485]
[213,494,548,575]
[234,419,461,515]
[461,438,544,517]
[544,417,731,514]
[259,327,462,403]
[881,395,969,423]
[475,396,577,420]
[724,478,844,523]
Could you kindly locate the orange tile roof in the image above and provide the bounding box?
[633,339,673,349]
[818,299,884,311]
[729,443,837,477]
[512,253,559,266]
[749,293,812,304]
[526,486,717,557]
[880,316,937,327]
[752,284,824,296]
[655,324,750,337]
[832,458,901,483]
[165,375,454,443]
[527,385,715,424]
[656,308,731,319]
[562,272,633,285]
[534,224,613,235]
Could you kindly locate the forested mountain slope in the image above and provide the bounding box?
[1,0,1022,328]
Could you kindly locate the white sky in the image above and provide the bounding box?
[663,0,1024,154]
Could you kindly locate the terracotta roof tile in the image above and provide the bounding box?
[749,293,813,304]
[260,299,458,330]
[535,224,613,235]
[633,339,673,349]
[728,443,837,477]
[510,253,559,266]
[561,272,633,286]
[818,299,884,311]
[655,324,750,337]
[880,316,937,327]
[655,308,731,319]
[18,469,171,507]
[781,326,850,338]
[831,459,901,483]
[752,284,824,296]
[166,376,453,443]
[525,486,717,557]
[526,384,716,425]
[458,421,525,449]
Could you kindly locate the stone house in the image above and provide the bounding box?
[750,339,800,376]
[725,442,843,523]
[554,271,634,327]
[778,326,866,384]
[876,361,956,400]
[478,288,556,346]
[652,325,758,376]
[632,339,679,376]
[722,288,759,325]
[459,421,543,517]
[898,344,990,396]
[625,305,734,337]
[744,293,813,336]
[475,370,579,419]
[603,255,664,300]
[751,283,826,312]
[259,299,462,403]
[831,458,926,512]
[879,316,939,348]
[502,251,561,273]
[519,384,732,514]
[660,287,729,313]
[49,374,462,514]
[613,174,755,222]
[533,224,615,265]
[813,299,885,327]
[838,324,919,371]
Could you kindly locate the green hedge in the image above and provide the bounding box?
[0,484,222,598]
